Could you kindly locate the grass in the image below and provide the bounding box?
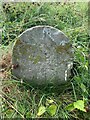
[0,2,89,119]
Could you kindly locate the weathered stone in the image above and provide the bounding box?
[12,26,73,86]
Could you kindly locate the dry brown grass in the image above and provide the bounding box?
[0,52,12,79]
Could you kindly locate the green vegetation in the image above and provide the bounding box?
[0,2,89,119]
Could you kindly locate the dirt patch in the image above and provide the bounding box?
[0,52,12,79]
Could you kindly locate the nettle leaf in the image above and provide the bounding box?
[47,104,57,116]
[66,100,86,112]
[74,100,86,112]
[65,103,75,111]
[37,106,46,116]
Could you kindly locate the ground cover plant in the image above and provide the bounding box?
[0,2,89,119]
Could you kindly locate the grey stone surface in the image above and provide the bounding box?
[12,26,73,86]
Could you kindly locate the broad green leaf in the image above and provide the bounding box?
[80,83,87,93]
[46,99,54,104]
[74,100,86,112]
[65,103,75,111]
[37,106,46,116]
[47,104,57,116]
[26,111,31,118]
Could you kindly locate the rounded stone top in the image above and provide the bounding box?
[18,25,69,46]
[12,26,73,87]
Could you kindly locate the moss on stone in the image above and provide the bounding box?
[33,55,41,64]
[55,44,71,53]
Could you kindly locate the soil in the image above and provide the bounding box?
[0,52,12,79]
